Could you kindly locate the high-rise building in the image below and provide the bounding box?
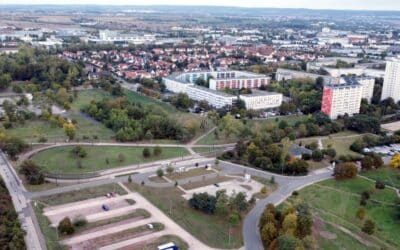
[381,58,400,102]
[321,79,363,119]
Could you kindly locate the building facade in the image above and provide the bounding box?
[381,58,400,102]
[240,92,283,110]
[321,82,363,119]
[186,85,236,109]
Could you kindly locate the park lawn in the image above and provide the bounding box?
[322,134,364,157]
[7,120,67,143]
[360,167,400,189]
[71,89,112,111]
[6,113,115,143]
[165,168,215,181]
[196,132,238,145]
[293,178,400,248]
[31,145,189,174]
[248,114,307,128]
[125,182,243,249]
[316,221,375,250]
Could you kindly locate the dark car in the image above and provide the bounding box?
[102,204,110,211]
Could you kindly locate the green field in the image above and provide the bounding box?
[360,167,400,189]
[7,113,115,143]
[71,89,112,111]
[288,178,400,249]
[125,182,243,249]
[31,145,189,174]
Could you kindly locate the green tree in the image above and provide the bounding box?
[282,213,297,236]
[156,168,164,178]
[261,222,278,247]
[356,207,366,220]
[63,123,76,140]
[0,73,12,90]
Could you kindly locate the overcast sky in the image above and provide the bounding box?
[1,0,400,11]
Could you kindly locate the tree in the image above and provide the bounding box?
[362,219,375,235]
[261,222,278,247]
[153,146,162,156]
[156,168,164,178]
[230,192,249,212]
[63,123,76,140]
[389,153,400,168]
[58,217,75,235]
[218,113,244,138]
[356,207,366,220]
[128,175,132,183]
[19,160,44,185]
[282,213,298,236]
[311,150,324,162]
[277,234,299,250]
[296,203,312,238]
[334,162,358,180]
[189,192,217,214]
[71,146,87,158]
[142,148,151,158]
[361,155,375,170]
[118,153,125,163]
[228,212,241,227]
[0,73,12,90]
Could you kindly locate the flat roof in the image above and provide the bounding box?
[187,84,235,97]
[240,90,282,97]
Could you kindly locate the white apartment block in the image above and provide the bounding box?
[321,81,363,119]
[240,92,283,110]
[186,85,236,109]
[163,70,278,110]
[357,77,375,102]
[382,58,400,102]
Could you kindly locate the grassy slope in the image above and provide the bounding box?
[295,178,400,248]
[31,145,189,174]
[360,167,400,189]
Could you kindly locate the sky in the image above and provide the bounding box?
[1,0,400,11]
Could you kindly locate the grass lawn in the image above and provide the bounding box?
[166,167,216,180]
[289,178,400,248]
[360,167,400,189]
[316,221,374,250]
[36,183,127,206]
[71,89,112,111]
[196,132,238,145]
[31,145,189,174]
[6,113,115,143]
[180,176,233,190]
[125,182,243,249]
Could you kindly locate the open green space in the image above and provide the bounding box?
[196,132,238,145]
[37,183,127,206]
[124,182,243,249]
[71,89,112,111]
[31,145,189,174]
[288,178,400,249]
[7,112,115,143]
[166,167,215,180]
[135,235,189,250]
[360,167,400,189]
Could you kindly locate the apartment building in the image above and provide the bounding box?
[186,85,236,109]
[381,57,400,102]
[321,80,363,119]
[240,91,283,110]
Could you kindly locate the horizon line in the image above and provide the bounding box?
[0,4,399,12]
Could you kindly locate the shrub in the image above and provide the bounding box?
[356,207,366,220]
[118,153,125,162]
[142,148,151,158]
[361,191,370,200]
[71,146,87,158]
[261,186,268,194]
[311,150,324,162]
[58,217,75,235]
[375,181,385,189]
[166,165,174,174]
[73,216,88,227]
[362,219,375,235]
[153,146,162,156]
[360,197,367,206]
[292,191,299,196]
[38,137,47,143]
[156,168,164,178]
[128,175,132,183]
[301,153,311,161]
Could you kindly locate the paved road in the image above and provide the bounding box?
[218,161,333,250]
[0,152,46,250]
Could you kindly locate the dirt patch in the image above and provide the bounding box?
[319,231,337,240]
[70,227,153,250]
